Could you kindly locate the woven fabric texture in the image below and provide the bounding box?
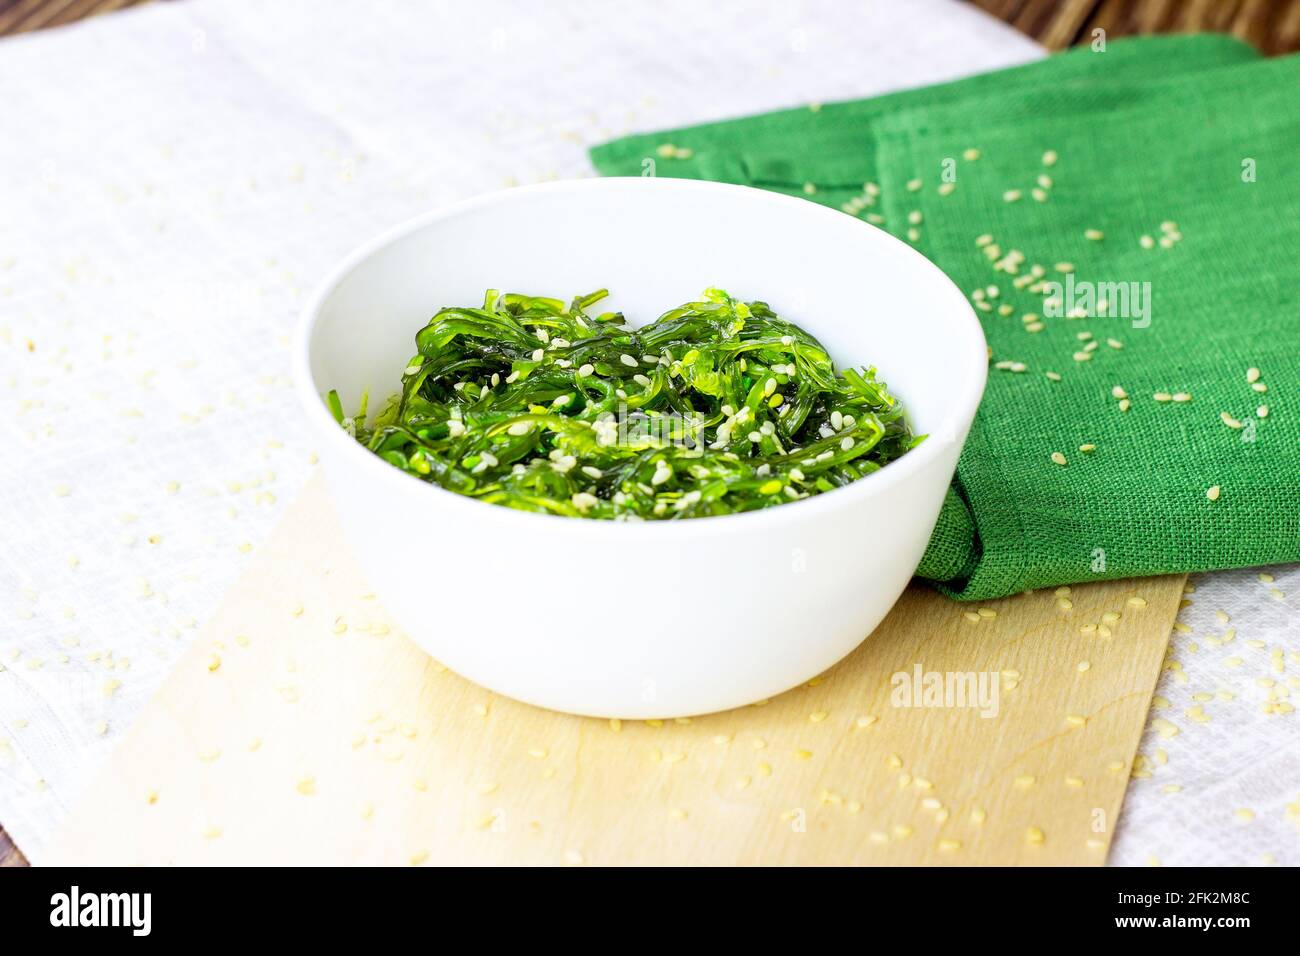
[590,36,1300,600]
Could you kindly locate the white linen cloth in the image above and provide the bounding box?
[0,0,1292,866]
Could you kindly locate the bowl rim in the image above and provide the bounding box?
[293,176,987,537]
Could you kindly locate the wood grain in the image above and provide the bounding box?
[0,0,149,35]
[970,0,1300,53]
[0,826,25,868]
[47,475,1185,866]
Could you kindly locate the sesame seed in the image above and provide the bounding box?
[619,353,637,367]
[908,210,923,225]
[1206,485,1221,501]
[1257,405,1268,418]
[1025,826,1045,845]
[1219,412,1243,429]
[1041,150,1058,166]
[1031,188,1048,202]
[1153,392,1172,402]
[1111,386,1128,399]
[963,148,980,161]
[1050,451,1067,466]
[1246,367,1261,383]
[802,182,817,195]
[975,234,993,247]
[1084,228,1104,241]
[906,178,922,192]
[1118,398,1131,412]
[938,182,956,196]
[1139,235,1155,249]
[1079,443,1096,453]
[1171,392,1192,402]
[1078,661,1091,673]
[1002,189,1022,203]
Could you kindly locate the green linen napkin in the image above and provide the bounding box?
[590,36,1299,600]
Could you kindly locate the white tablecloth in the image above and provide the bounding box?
[1,0,1294,866]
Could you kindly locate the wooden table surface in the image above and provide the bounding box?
[1,0,1295,867]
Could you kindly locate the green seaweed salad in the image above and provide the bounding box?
[330,288,922,520]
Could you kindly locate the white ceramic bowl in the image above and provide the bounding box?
[295,177,985,718]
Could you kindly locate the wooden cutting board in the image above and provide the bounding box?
[47,473,1184,865]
